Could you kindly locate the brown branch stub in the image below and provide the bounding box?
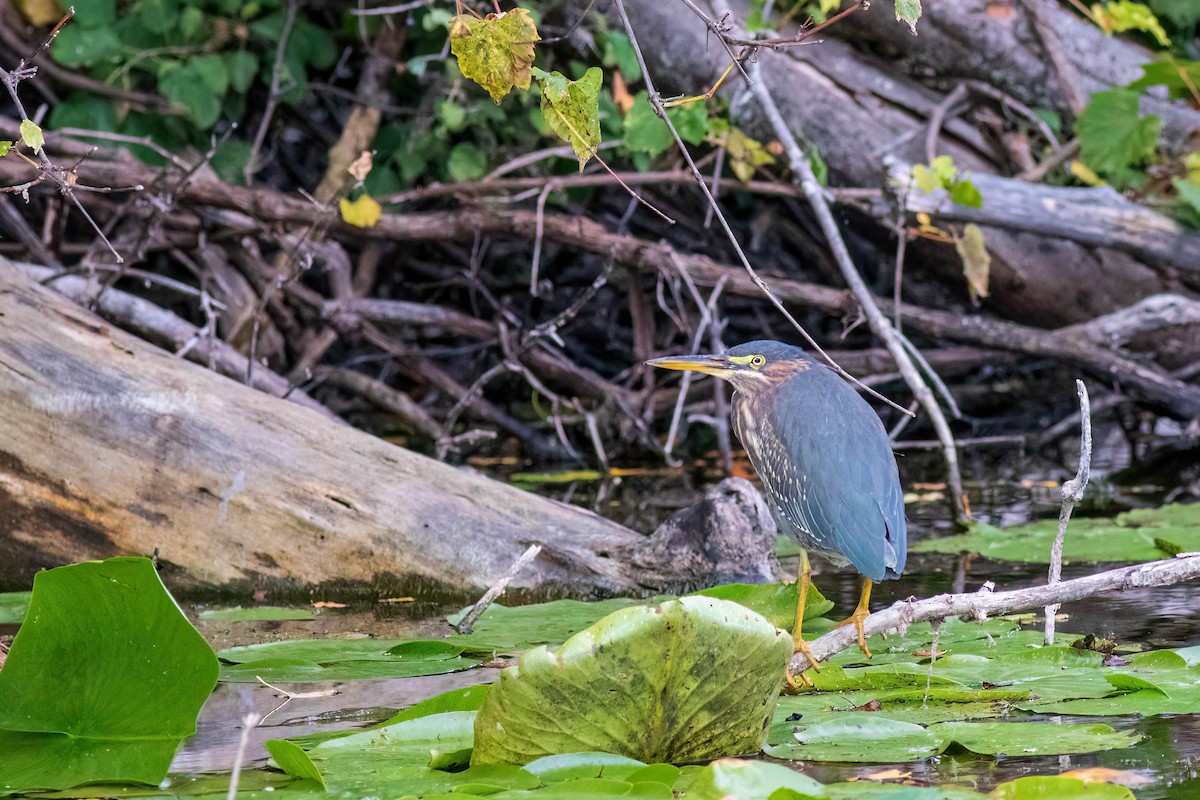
[1045,379,1093,645]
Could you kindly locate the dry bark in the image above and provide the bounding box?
[0,255,668,596]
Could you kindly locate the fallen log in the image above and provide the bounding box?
[0,255,667,596]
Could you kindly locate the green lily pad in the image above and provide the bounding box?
[0,591,30,624]
[448,597,661,651]
[989,776,1136,799]
[912,503,1200,563]
[688,758,826,799]
[472,596,793,765]
[692,582,834,629]
[216,637,483,682]
[198,605,315,622]
[767,717,1138,762]
[766,716,945,763]
[0,558,219,792]
[523,752,647,781]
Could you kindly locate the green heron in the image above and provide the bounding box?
[648,340,907,683]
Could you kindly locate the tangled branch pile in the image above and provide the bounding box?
[0,0,1198,504]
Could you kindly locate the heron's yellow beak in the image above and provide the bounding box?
[645,353,733,377]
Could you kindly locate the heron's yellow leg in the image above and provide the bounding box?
[835,578,874,658]
[786,550,820,688]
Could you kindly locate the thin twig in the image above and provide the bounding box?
[245,0,299,185]
[455,544,543,634]
[1045,379,1092,645]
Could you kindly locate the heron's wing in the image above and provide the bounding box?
[770,368,907,581]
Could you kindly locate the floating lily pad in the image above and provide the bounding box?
[912,503,1200,563]
[472,596,793,765]
[688,758,826,799]
[198,605,315,622]
[767,716,1138,762]
[692,582,834,629]
[448,597,660,651]
[989,776,1136,799]
[0,591,30,625]
[0,558,219,792]
[216,637,483,682]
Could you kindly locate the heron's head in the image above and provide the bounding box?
[646,340,816,394]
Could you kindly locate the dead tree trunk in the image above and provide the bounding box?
[0,256,666,597]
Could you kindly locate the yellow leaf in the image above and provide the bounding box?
[449,8,540,104]
[725,128,776,183]
[15,0,62,26]
[955,223,990,302]
[339,194,382,228]
[1069,160,1108,186]
[19,119,43,154]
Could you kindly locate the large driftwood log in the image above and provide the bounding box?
[0,255,666,595]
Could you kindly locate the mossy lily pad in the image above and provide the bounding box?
[0,558,219,792]
[471,596,793,765]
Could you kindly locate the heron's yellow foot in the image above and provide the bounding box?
[786,637,820,688]
[835,608,873,659]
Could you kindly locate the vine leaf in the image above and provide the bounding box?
[532,67,602,171]
[449,9,540,104]
[1076,89,1161,184]
[19,120,43,154]
[1091,1,1170,47]
[895,0,922,34]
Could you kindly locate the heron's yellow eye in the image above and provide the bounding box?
[750,355,766,368]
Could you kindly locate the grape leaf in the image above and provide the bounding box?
[533,67,603,170]
[1076,90,1161,184]
[0,141,11,157]
[449,8,540,104]
[1128,55,1200,101]
[1091,1,1170,46]
[339,194,383,228]
[895,0,922,33]
[623,92,708,157]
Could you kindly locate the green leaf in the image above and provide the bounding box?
[895,0,922,33]
[198,605,314,621]
[0,558,218,792]
[447,141,488,182]
[447,596,657,651]
[18,119,42,154]
[264,739,326,788]
[471,596,793,765]
[533,66,603,170]
[991,776,1137,799]
[288,21,338,70]
[72,0,115,28]
[1076,90,1161,184]
[449,8,540,103]
[767,716,944,762]
[51,24,120,67]
[602,31,641,82]
[912,502,1200,563]
[928,720,1139,756]
[140,0,179,34]
[0,591,31,624]
[1128,55,1200,101]
[956,223,990,301]
[159,64,223,129]
[692,581,833,629]
[948,178,983,208]
[1176,177,1200,214]
[226,51,259,93]
[688,759,826,800]
[623,92,708,157]
[47,97,118,132]
[216,637,482,682]
[1092,0,1170,46]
